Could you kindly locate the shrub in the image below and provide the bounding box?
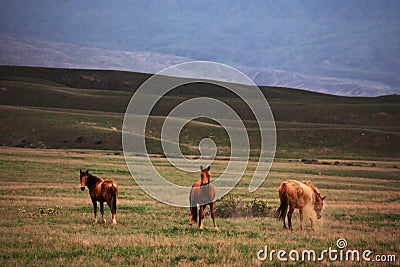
[214,195,240,218]
[214,196,273,218]
[247,198,274,217]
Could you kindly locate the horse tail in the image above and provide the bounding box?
[110,182,118,214]
[276,182,288,221]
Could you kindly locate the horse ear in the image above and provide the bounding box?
[207,166,210,171]
[85,169,89,174]
[80,169,83,174]
[322,196,326,200]
[200,165,203,171]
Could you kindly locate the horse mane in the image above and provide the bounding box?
[302,181,323,199]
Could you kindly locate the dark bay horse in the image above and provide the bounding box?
[79,169,118,225]
[189,166,218,229]
[276,180,326,231]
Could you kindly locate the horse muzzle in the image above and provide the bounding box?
[80,187,85,191]
[317,214,322,219]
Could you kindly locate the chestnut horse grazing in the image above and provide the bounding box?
[189,166,218,229]
[79,169,118,225]
[276,180,326,231]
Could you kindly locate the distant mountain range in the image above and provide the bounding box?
[0,1,399,96]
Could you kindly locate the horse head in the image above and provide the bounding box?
[200,165,211,185]
[314,193,326,219]
[79,169,90,191]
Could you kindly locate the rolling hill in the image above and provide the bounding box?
[0,65,399,158]
[1,1,399,96]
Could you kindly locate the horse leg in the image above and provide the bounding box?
[282,212,287,230]
[199,205,205,229]
[111,213,116,225]
[189,206,197,228]
[209,202,218,230]
[299,209,303,231]
[100,202,106,224]
[287,206,295,231]
[91,199,98,224]
[111,185,118,225]
[310,217,315,232]
[104,200,117,225]
[110,201,117,225]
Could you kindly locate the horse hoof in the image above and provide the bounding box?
[214,226,219,230]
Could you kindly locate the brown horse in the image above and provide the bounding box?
[189,165,218,229]
[276,180,326,231]
[79,169,118,225]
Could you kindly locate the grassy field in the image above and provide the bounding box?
[0,147,399,266]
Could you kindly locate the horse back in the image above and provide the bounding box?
[102,179,118,189]
[282,180,313,207]
[100,180,118,201]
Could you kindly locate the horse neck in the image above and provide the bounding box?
[311,189,323,204]
[86,174,102,189]
[304,182,321,203]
